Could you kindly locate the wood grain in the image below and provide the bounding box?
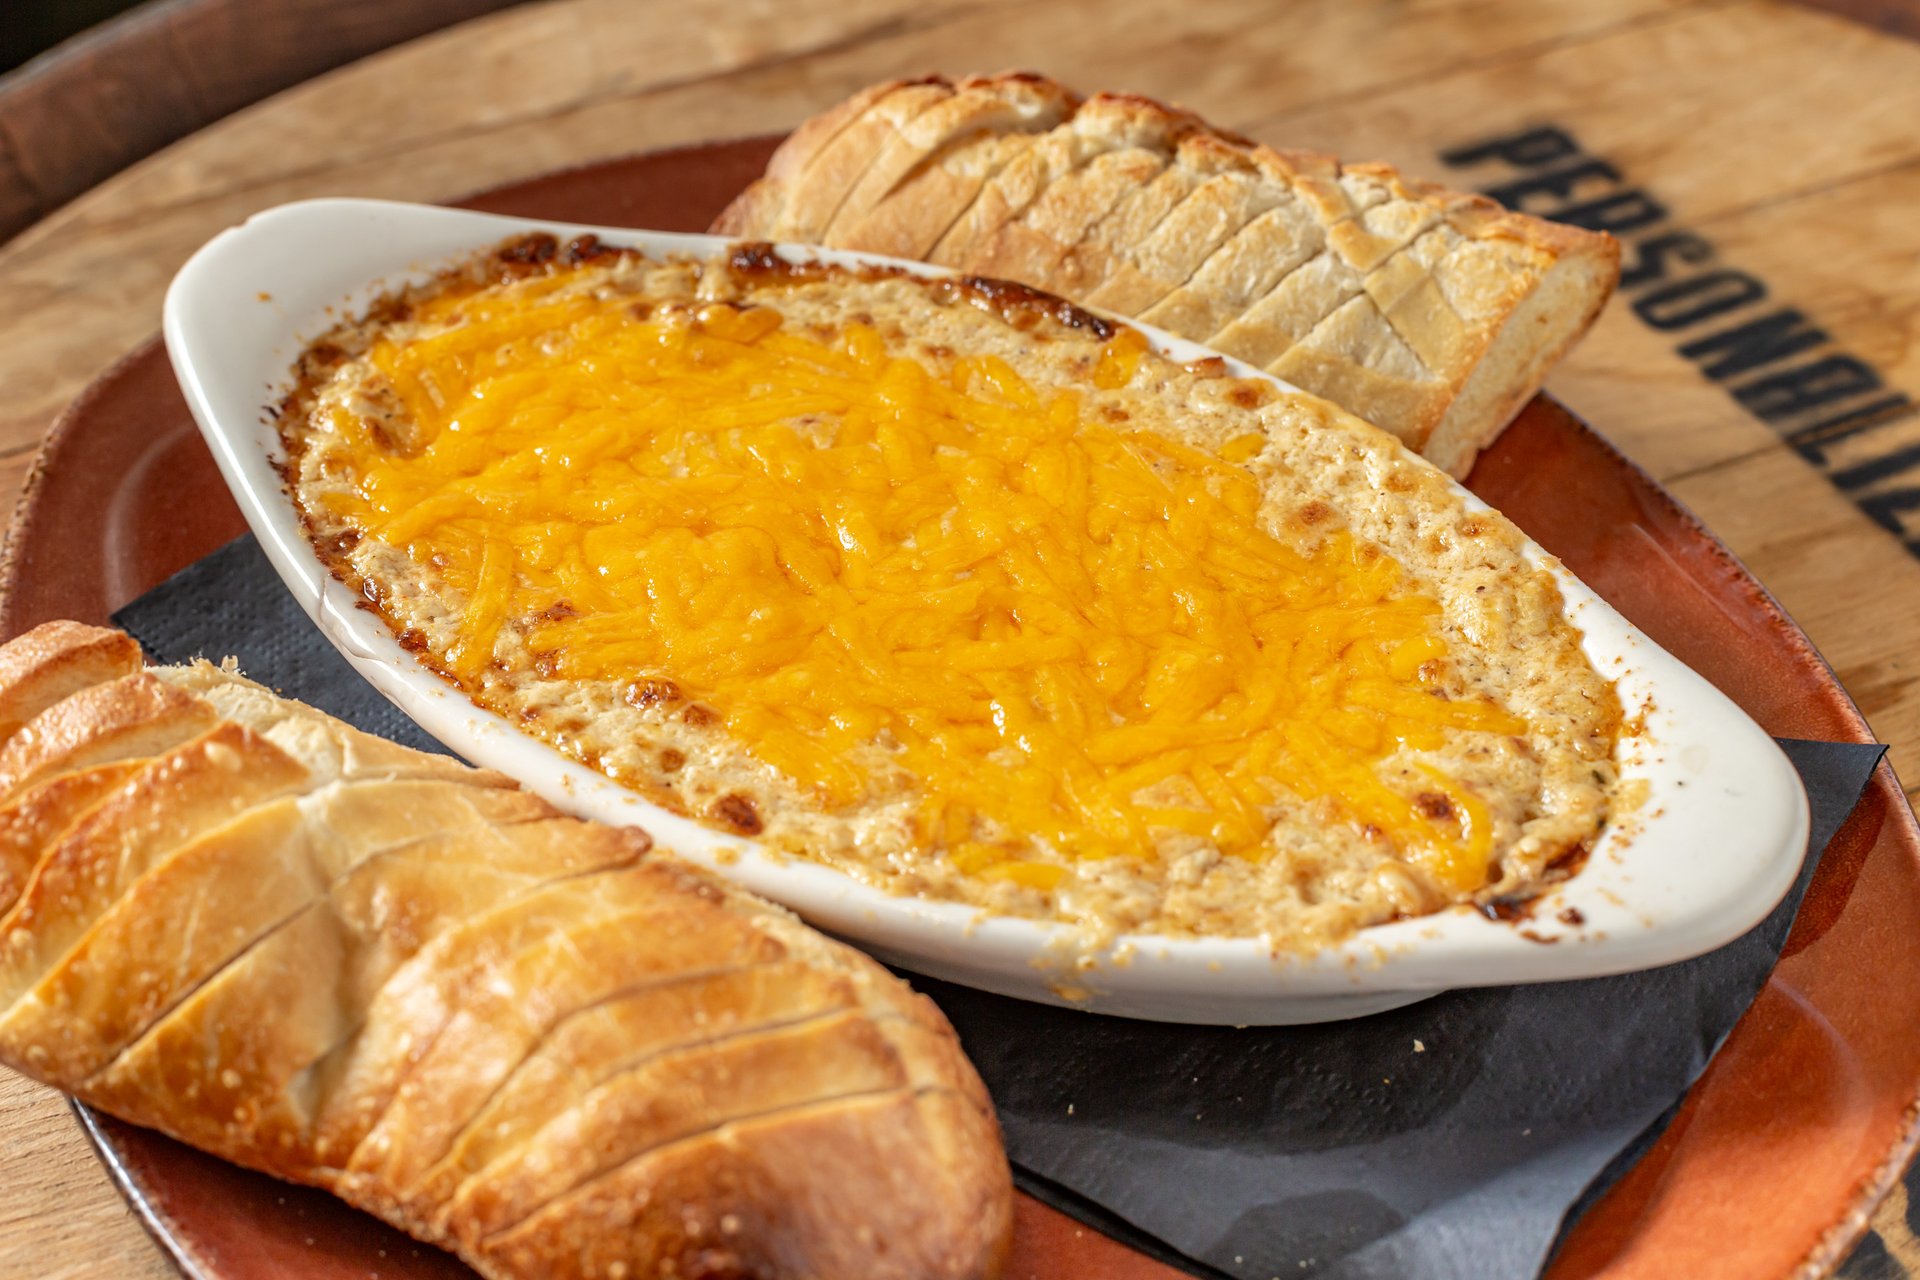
[0,0,524,242]
[0,1073,165,1280]
[0,0,1917,1278]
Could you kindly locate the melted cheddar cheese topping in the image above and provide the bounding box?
[325,275,1528,892]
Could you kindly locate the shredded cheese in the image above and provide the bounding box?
[330,278,1528,892]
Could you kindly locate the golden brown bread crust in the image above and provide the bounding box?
[773,80,959,245]
[712,72,1620,477]
[827,74,1077,246]
[947,91,1202,283]
[0,620,141,739]
[0,620,1010,1280]
[714,74,1078,253]
[0,671,216,797]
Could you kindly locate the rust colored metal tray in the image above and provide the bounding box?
[2,138,1917,1280]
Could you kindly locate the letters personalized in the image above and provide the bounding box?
[1442,126,1919,554]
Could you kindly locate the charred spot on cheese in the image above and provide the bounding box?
[727,242,816,282]
[495,232,558,273]
[625,678,684,709]
[278,238,1620,947]
[296,341,348,383]
[712,793,763,835]
[945,275,1115,340]
[562,234,622,265]
[1478,893,1536,923]
[364,294,413,327]
[1548,838,1595,875]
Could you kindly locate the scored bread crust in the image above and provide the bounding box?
[0,621,1011,1280]
[1077,134,1284,315]
[959,92,1201,285]
[838,130,1034,259]
[771,80,959,244]
[826,74,1078,244]
[715,74,1078,250]
[713,72,1620,477]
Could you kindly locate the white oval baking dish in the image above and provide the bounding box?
[163,197,1809,1025]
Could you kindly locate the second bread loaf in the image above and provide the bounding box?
[714,71,1619,477]
[0,620,1011,1280]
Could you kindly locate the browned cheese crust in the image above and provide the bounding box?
[0,620,1012,1280]
[713,71,1621,478]
[277,238,1622,953]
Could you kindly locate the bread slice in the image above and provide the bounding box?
[713,73,1619,477]
[1137,199,1329,344]
[926,98,1120,268]
[823,74,1076,242]
[0,620,140,738]
[717,74,1077,261]
[1047,146,1207,300]
[405,959,857,1212]
[764,79,958,243]
[835,130,1037,258]
[969,142,1167,281]
[1078,136,1286,315]
[1199,162,1456,368]
[951,91,1199,282]
[0,620,1011,1280]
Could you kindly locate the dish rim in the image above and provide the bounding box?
[161,196,1810,1024]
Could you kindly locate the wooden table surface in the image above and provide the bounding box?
[3,1,1919,1276]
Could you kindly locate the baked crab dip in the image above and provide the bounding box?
[277,233,1622,950]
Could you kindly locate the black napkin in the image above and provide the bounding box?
[115,535,1885,1280]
